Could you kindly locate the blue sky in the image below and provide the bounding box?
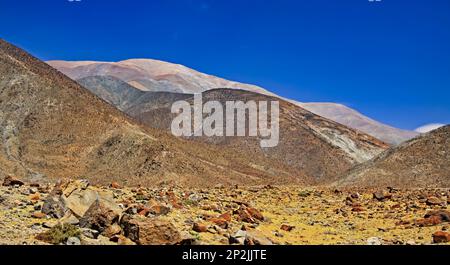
[0,0,449,130]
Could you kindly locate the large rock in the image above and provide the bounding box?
[42,180,119,219]
[63,188,99,218]
[433,231,450,243]
[121,215,181,245]
[79,200,121,234]
[41,189,67,219]
[229,229,272,245]
[2,176,24,187]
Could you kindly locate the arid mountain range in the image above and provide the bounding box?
[0,39,387,187]
[335,125,450,188]
[0,39,448,189]
[0,39,308,187]
[67,73,389,183]
[47,59,419,145]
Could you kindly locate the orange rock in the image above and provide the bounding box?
[2,176,24,187]
[280,224,295,232]
[209,218,228,229]
[193,222,208,233]
[433,231,450,243]
[138,208,150,216]
[352,206,365,212]
[29,193,40,201]
[110,182,121,189]
[219,213,232,222]
[235,206,256,223]
[246,207,264,221]
[415,215,442,227]
[32,212,46,219]
[149,205,171,216]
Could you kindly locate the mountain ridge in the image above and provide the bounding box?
[0,39,308,187]
[47,59,418,145]
[335,125,450,188]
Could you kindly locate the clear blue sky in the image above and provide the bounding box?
[1,0,449,130]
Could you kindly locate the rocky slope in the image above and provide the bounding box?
[299,103,419,145]
[47,59,417,145]
[0,39,306,187]
[1,178,449,245]
[77,75,145,111]
[336,125,450,188]
[126,89,388,183]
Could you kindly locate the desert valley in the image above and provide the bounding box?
[0,39,449,246]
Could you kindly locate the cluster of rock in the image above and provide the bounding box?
[1,177,274,245]
[1,176,449,245]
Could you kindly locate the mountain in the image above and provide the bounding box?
[0,39,309,187]
[335,125,450,188]
[47,59,275,95]
[75,80,388,182]
[47,59,417,145]
[298,103,419,145]
[77,75,145,111]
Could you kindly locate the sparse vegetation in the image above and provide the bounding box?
[36,224,80,245]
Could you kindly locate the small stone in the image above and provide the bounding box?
[42,222,56,229]
[352,206,365,212]
[280,224,295,232]
[81,228,100,239]
[367,237,383,245]
[110,182,121,189]
[150,205,171,216]
[350,193,360,199]
[66,237,81,245]
[32,212,47,219]
[218,213,232,222]
[29,193,40,202]
[60,212,80,225]
[247,207,264,221]
[373,191,386,201]
[209,217,228,229]
[229,230,247,245]
[102,224,122,238]
[193,222,208,233]
[406,240,416,245]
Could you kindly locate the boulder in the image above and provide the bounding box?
[245,230,273,245]
[42,191,67,219]
[62,188,99,218]
[229,229,272,245]
[2,176,24,187]
[229,230,247,245]
[79,200,121,233]
[234,206,264,223]
[426,197,446,206]
[424,210,450,222]
[120,215,181,245]
[432,231,450,243]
